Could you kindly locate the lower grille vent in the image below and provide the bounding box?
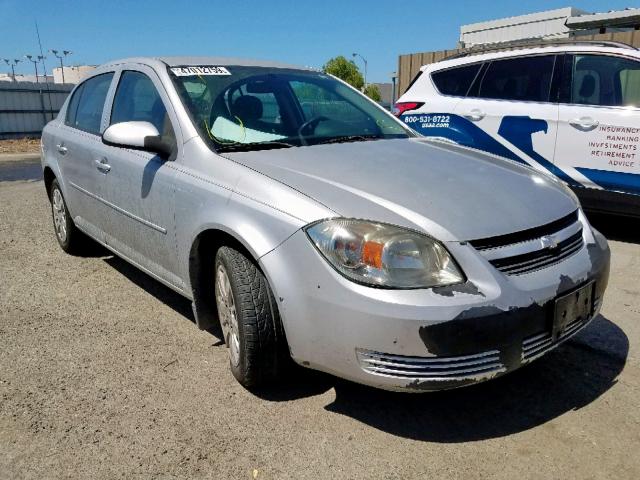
[357,349,506,380]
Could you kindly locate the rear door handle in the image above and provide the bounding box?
[95,157,111,173]
[569,117,599,130]
[463,109,485,121]
[56,143,68,155]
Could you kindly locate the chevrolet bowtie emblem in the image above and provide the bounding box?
[540,235,559,250]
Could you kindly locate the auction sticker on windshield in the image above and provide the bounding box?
[170,66,231,76]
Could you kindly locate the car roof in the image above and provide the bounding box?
[97,56,313,71]
[425,44,640,72]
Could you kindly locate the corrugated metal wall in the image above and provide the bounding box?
[0,82,73,139]
[397,31,640,98]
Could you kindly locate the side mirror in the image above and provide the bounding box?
[102,121,174,158]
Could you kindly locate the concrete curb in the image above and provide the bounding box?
[0,153,41,163]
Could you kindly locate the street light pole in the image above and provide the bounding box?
[25,54,39,83]
[50,49,72,83]
[352,52,368,88]
[3,59,17,81]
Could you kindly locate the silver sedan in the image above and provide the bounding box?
[41,57,610,391]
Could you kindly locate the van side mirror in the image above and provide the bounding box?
[102,121,174,158]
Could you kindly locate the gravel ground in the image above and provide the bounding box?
[0,138,40,154]
[1,158,639,479]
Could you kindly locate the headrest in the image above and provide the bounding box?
[231,95,263,122]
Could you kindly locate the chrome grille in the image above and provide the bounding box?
[357,349,506,380]
[521,307,596,363]
[470,210,584,275]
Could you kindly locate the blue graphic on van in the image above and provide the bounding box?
[576,167,640,196]
[400,113,524,165]
[498,116,581,187]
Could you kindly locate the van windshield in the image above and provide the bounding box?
[169,65,412,152]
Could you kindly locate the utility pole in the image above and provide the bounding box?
[3,59,20,82]
[25,54,39,83]
[352,52,368,88]
[50,49,72,83]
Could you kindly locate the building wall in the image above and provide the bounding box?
[52,65,96,84]
[397,30,640,97]
[0,74,54,83]
[459,7,588,47]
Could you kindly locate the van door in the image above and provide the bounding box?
[452,55,569,183]
[555,53,640,195]
[99,67,182,289]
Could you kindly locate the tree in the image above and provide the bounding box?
[322,56,364,91]
[363,84,382,102]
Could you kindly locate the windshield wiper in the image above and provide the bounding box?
[317,135,384,145]
[216,140,297,153]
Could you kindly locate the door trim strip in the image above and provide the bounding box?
[69,181,167,234]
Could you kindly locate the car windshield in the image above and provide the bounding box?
[169,65,413,152]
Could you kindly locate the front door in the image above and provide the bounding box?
[555,53,640,195]
[99,67,182,289]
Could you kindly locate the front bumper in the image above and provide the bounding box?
[259,222,610,392]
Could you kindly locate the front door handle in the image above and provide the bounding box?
[463,109,485,121]
[569,117,599,131]
[95,157,111,173]
[56,143,68,155]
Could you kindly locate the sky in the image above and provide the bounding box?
[1,0,636,83]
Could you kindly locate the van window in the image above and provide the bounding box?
[571,54,640,107]
[66,73,114,134]
[110,71,175,143]
[431,64,482,96]
[477,55,555,103]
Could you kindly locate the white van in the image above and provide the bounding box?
[395,41,640,216]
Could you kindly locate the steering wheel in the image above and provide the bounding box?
[297,115,329,144]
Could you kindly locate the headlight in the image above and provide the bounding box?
[305,219,464,289]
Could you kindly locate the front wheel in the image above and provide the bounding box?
[214,246,288,388]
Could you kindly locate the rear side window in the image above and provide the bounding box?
[110,70,175,142]
[477,55,555,103]
[65,73,114,134]
[571,54,640,107]
[431,64,482,96]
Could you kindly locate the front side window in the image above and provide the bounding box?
[431,63,482,96]
[110,70,175,143]
[171,66,411,152]
[477,55,555,103]
[66,72,114,134]
[571,54,640,107]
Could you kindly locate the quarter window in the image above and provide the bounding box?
[431,64,482,96]
[110,71,175,143]
[65,72,114,134]
[477,55,555,103]
[571,54,640,107]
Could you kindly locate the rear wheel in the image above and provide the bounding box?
[49,179,88,254]
[214,246,287,388]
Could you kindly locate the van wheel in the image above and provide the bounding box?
[214,246,287,388]
[49,179,86,254]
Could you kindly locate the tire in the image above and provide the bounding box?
[49,179,88,254]
[214,245,287,388]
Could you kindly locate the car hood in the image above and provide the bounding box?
[225,138,578,242]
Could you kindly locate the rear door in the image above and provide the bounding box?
[99,67,182,288]
[451,54,569,182]
[56,72,115,241]
[555,53,640,195]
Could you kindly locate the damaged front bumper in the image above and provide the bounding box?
[259,219,610,392]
